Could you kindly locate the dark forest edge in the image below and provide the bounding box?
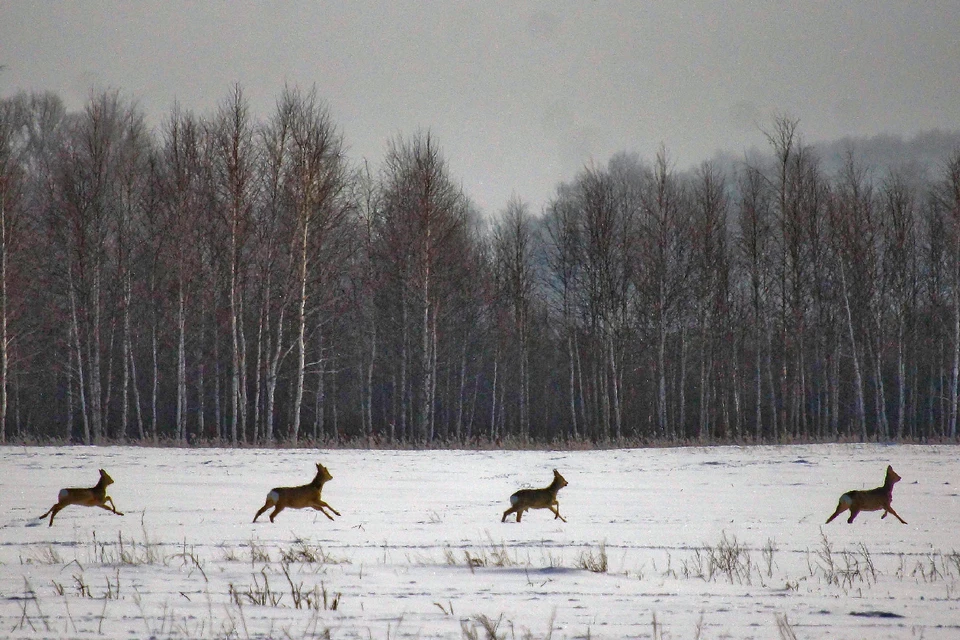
[2,433,957,451]
[2,85,960,446]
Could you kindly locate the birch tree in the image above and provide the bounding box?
[158,106,203,443]
[492,196,536,441]
[209,85,256,444]
[933,151,960,439]
[0,97,27,442]
[51,90,143,443]
[377,132,467,443]
[272,86,351,444]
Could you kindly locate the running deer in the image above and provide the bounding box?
[253,462,341,523]
[825,465,907,524]
[501,468,568,523]
[39,469,124,527]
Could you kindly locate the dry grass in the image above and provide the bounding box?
[577,541,608,573]
[9,526,958,639]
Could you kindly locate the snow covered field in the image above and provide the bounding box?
[1,443,958,639]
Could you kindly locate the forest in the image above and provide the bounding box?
[1,84,959,446]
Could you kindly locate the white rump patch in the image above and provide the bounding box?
[510,495,519,506]
[267,490,279,504]
[58,489,69,501]
[840,493,853,506]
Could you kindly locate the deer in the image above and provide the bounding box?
[501,468,568,523]
[825,465,907,524]
[39,469,124,527]
[253,462,341,523]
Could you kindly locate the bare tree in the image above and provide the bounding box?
[690,161,730,440]
[377,132,467,443]
[50,90,144,443]
[638,146,689,440]
[492,195,536,441]
[158,105,203,443]
[0,97,27,442]
[274,86,351,444]
[543,184,584,440]
[881,170,919,439]
[208,84,257,444]
[736,165,774,440]
[828,153,879,440]
[932,150,960,439]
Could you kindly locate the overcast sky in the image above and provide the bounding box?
[2,1,958,215]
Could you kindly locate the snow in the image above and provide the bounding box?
[1,443,958,638]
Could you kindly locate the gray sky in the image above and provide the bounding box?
[2,1,958,215]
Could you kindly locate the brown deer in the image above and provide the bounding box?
[501,468,568,523]
[253,462,341,523]
[39,469,124,527]
[826,465,907,524]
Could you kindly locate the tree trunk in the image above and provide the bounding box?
[754,335,763,441]
[230,230,241,445]
[265,305,284,443]
[764,318,778,440]
[366,325,377,440]
[252,285,265,444]
[840,264,867,439]
[130,345,144,440]
[520,328,530,442]
[456,337,466,440]
[69,275,90,445]
[195,360,205,441]
[151,318,159,443]
[314,335,326,441]
[657,318,668,439]
[0,187,7,443]
[400,293,408,441]
[176,280,187,443]
[489,349,498,440]
[291,221,309,444]
[428,303,438,442]
[608,332,622,441]
[90,270,103,443]
[567,334,578,440]
[575,332,588,440]
[951,293,960,439]
[418,258,432,443]
[678,326,687,439]
[120,276,131,442]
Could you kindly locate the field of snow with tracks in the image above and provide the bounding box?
[1,443,958,638]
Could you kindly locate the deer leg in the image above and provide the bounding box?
[318,500,340,517]
[313,503,336,521]
[103,497,124,515]
[846,508,860,524]
[885,506,907,524]
[253,502,272,523]
[268,505,284,522]
[47,503,65,526]
[825,502,847,524]
[501,507,516,523]
[550,506,567,522]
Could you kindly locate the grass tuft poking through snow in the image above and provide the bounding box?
[577,541,608,573]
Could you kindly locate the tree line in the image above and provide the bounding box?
[1,86,959,446]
